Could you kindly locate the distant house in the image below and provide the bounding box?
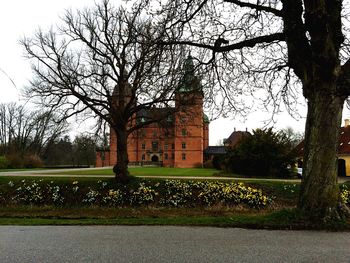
[224,129,251,147]
[204,129,250,161]
[204,146,227,161]
[295,119,350,177]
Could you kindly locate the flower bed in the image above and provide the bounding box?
[340,184,350,205]
[0,179,274,209]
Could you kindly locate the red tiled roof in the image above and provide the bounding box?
[296,125,350,155]
[338,126,350,154]
[225,130,251,147]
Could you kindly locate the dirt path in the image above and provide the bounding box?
[1,167,349,183]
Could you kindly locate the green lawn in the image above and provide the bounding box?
[54,167,219,177]
[0,168,47,173]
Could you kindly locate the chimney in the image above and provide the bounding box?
[345,119,350,127]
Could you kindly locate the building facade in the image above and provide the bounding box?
[96,56,209,168]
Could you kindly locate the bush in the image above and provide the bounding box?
[6,154,24,168]
[24,155,43,168]
[223,128,297,178]
[203,160,213,169]
[212,156,223,170]
[0,156,9,169]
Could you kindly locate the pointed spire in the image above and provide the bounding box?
[183,53,195,74]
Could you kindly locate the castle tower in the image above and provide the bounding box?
[96,57,209,168]
[174,55,204,167]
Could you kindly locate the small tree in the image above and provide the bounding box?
[224,128,297,178]
[72,134,96,166]
[43,136,73,166]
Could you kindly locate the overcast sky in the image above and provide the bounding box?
[1,0,347,145]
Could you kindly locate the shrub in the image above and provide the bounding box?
[6,154,24,168]
[23,155,43,168]
[203,160,213,169]
[224,128,297,178]
[0,156,9,169]
[212,156,223,170]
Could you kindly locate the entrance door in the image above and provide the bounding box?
[338,159,346,177]
[151,155,159,162]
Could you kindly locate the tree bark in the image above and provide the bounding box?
[298,82,348,221]
[112,126,130,183]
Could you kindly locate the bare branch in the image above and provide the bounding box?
[224,0,282,17]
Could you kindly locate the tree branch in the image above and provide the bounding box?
[224,0,283,17]
[162,32,285,52]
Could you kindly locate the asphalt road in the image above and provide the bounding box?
[0,226,349,263]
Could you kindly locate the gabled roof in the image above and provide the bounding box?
[224,130,251,147]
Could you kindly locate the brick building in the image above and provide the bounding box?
[96,56,209,168]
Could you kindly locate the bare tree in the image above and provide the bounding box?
[282,127,304,148]
[21,0,186,182]
[0,103,68,157]
[158,0,350,220]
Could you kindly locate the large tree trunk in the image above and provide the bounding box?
[298,82,348,220]
[112,126,130,183]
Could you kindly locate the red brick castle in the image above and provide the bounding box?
[96,56,209,168]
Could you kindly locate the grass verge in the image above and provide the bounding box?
[0,208,348,230]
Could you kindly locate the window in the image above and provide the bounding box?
[141,143,146,150]
[181,129,187,136]
[164,144,168,150]
[171,153,175,159]
[153,131,157,138]
[164,153,168,160]
[164,130,169,137]
[182,142,186,149]
[172,143,175,150]
[152,141,158,151]
[182,153,186,160]
[142,154,145,161]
